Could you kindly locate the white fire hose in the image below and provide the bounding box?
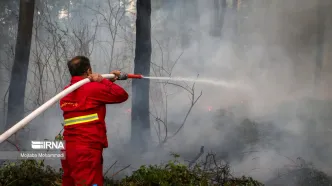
[0,74,116,144]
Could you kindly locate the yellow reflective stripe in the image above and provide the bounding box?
[64,113,99,126]
[64,113,98,122]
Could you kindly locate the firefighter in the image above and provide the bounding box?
[59,56,129,186]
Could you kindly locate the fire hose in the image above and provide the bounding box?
[0,73,143,144]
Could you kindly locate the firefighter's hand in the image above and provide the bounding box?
[88,73,103,82]
[110,70,121,82]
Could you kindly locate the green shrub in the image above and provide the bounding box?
[0,154,263,186]
[107,154,263,186]
[0,160,62,186]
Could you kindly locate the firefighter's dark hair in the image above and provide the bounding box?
[67,56,91,76]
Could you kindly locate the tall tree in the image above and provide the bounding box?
[232,0,238,39]
[180,0,199,49]
[5,0,35,147]
[131,0,151,151]
[314,0,326,88]
[0,0,19,50]
[210,0,227,37]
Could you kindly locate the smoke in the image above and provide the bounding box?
[142,0,332,184]
[1,0,332,185]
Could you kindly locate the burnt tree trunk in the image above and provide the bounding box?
[131,0,151,151]
[5,0,35,148]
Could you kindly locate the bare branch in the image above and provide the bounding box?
[104,160,118,177]
[167,90,202,140]
[189,146,204,167]
[111,164,131,178]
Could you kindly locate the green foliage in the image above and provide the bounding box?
[107,154,263,186]
[0,160,62,186]
[0,155,263,186]
[115,162,208,185]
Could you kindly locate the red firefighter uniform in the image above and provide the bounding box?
[60,76,128,186]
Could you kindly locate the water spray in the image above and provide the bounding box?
[0,73,143,144]
[144,76,251,89]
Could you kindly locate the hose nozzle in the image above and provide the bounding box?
[117,73,143,80]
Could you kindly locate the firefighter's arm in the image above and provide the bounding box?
[90,78,129,104]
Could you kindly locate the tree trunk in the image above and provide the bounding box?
[131,0,151,152]
[180,0,189,49]
[210,0,227,37]
[5,0,35,149]
[232,0,238,38]
[314,0,326,88]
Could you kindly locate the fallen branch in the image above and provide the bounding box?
[189,146,204,168]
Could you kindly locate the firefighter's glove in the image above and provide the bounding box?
[88,73,103,82]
